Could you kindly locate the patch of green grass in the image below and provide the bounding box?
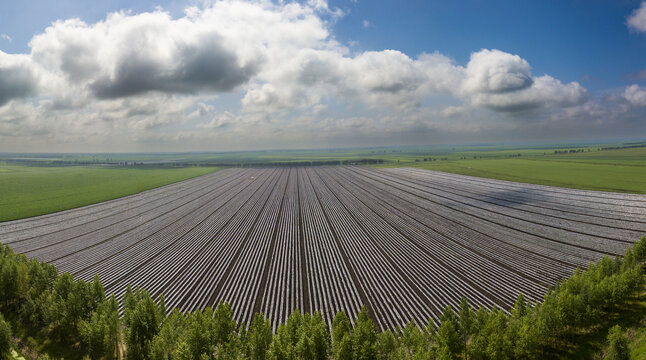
[0,165,218,222]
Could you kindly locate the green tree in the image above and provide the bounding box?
[184,308,215,359]
[214,301,237,350]
[399,320,424,357]
[150,310,186,360]
[249,313,273,360]
[336,335,353,360]
[332,311,352,359]
[458,296,473,359]
[269,323,293,360]
[78,294,120,359]
[376,329,396,360]
[436,306,460,359]
[511,293,526,320]
[352,306,377,360]
[124,288,165,360]
[0,314,12,360]
[605,325,629,360]
[308,312,329,360]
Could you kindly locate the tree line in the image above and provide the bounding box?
[0,236,645,360]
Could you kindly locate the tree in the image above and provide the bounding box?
[249,313,273,360]
[336,335,353,360]
[78,295,120,359]
[214,301,237,349]
[484,309,511,360]
[399,320,424,357]
[124,288,164,360]
[0,314,12,360]
[376,330,396,360]
[605,325,629,360]
[458,296,473,358]
[184,308,215,360]
[511,293,526,320]
[332,310,352,357]
[352,306,377,360]
[150,310,185,360]
[269,323,292,360]
[436,308,460,360]
[308,312,330,360]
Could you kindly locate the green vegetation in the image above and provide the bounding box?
[0,237,645,359]
[630,322,646,359]
[0,165,218,222]
[2,141,646,223]
[606,325,630,360]
[387,147,646,194]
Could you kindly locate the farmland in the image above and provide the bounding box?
[0,165,218,222]
[387,146,646,194]
[1,166,644,331]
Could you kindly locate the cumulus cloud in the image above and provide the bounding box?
[0,34,11,42]
[0,0,635,152]
[461,49,533,94]
[628,1,646,33]
[30,11,259,99]
[0,51,40,106]
[624,84,646,106]
[468,75,587,112]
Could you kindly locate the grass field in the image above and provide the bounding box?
[378,147,646,194]
[0,165,218,222]
[1,142,645,222]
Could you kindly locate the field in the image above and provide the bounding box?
[1,166,644,330]
[0,165,217,222]
[384,147,646,194]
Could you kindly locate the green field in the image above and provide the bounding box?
[0,165,218,222]
[377,147,646,194]
[1,142,645,222]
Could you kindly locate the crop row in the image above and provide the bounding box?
[0,166,643,330]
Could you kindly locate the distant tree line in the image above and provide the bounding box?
[600,143,646,151]
[553,149,586,155]
[0,236,645,359]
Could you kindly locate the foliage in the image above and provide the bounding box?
[605,325,629,360]
[0,236,645,359]
[0,314,12,360]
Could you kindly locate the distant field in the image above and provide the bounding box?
[379,147,646,194]
[0,165,218,222]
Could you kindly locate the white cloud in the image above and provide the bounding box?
[628,1,646,33]
[30,10,260,99]
[0,0,633,152]
[362,20,370,28]
[197,111,237,129]
[467,75,588,112]
[624,84,646,106]
[461,49,533,94]
[0,33,11,42]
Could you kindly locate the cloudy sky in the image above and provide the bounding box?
[1,0,646,152]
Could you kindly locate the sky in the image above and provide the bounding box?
[1,0,646,152]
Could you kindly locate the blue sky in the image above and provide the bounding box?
[334,0,646,90]
[0,0,645,151]
[3,0,644,89]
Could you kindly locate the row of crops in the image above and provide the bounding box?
[0,166,644,330]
